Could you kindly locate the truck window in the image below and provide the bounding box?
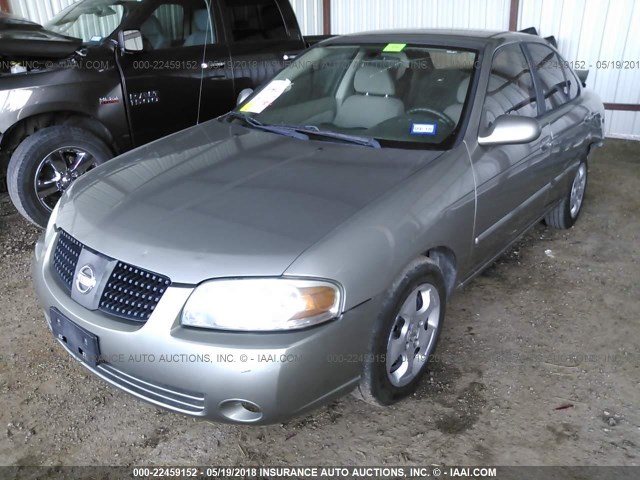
[143,1,216,50]
[225,0,288,42]
[45,0,125,43]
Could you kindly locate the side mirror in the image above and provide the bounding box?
[119,30,143,53]
[478,115,541,146]
[237,88,253,106]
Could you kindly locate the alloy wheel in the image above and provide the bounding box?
[569,163,587,219]
[386,283,441,387]
[34,147,98,211]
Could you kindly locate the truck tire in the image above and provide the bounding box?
[544,160,588,230]
[7,126,112,228]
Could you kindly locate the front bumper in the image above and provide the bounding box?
[34,234,378,424]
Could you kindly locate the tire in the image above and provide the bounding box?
[544,160,588,230]
[7,126,112,228]
[355,257,447,406]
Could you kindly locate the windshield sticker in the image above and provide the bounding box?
[383,43,407,53]
[410,123,438,135]
[240,79,292,114]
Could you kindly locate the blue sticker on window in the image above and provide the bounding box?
[410,123,437,135]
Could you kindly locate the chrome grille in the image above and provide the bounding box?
[52,230,83,291]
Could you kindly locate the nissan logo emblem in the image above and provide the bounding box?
[75,265,97,295]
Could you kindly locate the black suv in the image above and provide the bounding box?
[0,0,320,227]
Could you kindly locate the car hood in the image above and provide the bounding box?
[57,122,443,284]
[0,14,82,59]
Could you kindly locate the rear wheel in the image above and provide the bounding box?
[545,160,588,230]
[7,126,112,227]
[355,258,446,406]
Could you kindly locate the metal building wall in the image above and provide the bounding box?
[330,0,511,34]
[289,0,323,35]
[10,0,73,24]
[519,0,640,139]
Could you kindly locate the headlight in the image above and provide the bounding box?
[181,279,342,331]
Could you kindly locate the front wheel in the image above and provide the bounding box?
[7,126,112,227]
[355,257,446,406]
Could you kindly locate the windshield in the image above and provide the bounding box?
[233,43,478,149]
[45,0,130,43]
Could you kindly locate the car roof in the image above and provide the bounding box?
[323,29,548,49]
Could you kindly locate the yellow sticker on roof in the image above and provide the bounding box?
[383,43,407,53]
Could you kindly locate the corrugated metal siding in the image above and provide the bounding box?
[288,0,323,35]
[519,0,640,138]
[9,0,73,24]
[330,0,511,34]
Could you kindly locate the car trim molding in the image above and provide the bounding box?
[475,181,551,245]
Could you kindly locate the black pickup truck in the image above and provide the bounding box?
[0,0,323,227]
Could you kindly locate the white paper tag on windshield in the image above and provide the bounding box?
[240,79,292,114]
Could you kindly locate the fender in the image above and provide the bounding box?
[0,48,132,153]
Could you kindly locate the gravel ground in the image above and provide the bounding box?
[0,140,638,468]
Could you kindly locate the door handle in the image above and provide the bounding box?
[283,53,297,61]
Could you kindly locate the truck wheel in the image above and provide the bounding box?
[7,126,112,227]
[544,160,588,230]
[355,257,446,406]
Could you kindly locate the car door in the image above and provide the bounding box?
[118,0,234,146]
[525,43,592,204]
[220,0,306,96]
[469,42,553,270]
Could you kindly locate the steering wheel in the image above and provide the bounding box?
[407,107,456,128]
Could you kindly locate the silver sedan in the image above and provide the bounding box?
[34,29,604,424]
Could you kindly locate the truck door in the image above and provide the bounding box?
[220,0,306,95]
[118,0,234,146]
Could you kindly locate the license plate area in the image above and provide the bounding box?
[50,308,100,367]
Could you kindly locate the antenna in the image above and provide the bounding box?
[196,0,214,125]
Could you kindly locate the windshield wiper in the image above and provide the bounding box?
[224,112,309,141]
[280,125,381,149]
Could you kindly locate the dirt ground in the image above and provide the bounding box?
[0,140,638,468]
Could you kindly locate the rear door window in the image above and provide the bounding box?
[527,43,571,111]
[558,56,580,100]
[225,0,288,41]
